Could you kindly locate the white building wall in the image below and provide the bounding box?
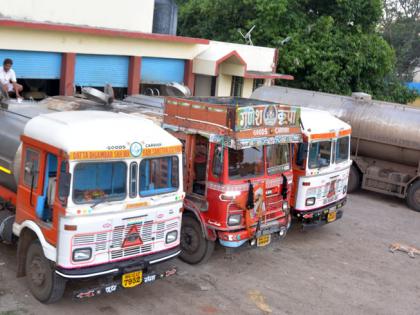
[216,74,232,96]
[0,0,155,33]
[242,78,254,98]
[0,28,206,59]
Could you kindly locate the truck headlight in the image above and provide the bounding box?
[72,248,92,262]
[282,201,289,211]
[165,230,178,244]
[228,214,242,226]
[306,197,315,206]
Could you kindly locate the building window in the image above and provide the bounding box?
[253,79,265,91]
[231,76,244,97]
[211,76,217,96]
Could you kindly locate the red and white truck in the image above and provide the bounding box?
[290,108,352,228]
[0,107,183,303]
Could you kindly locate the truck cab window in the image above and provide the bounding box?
[228,147,264,179]
[73,162,127,204]
[336,136,350,163]
[38,153,58,222]
[296,143,307,169]
[308,141,332,169]
[266,144,290,175]
[193,136,208,195]
[212,145,223,178]
[140,156,179,197]
[23,148,40,188]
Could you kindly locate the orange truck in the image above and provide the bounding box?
[0,108,183,303]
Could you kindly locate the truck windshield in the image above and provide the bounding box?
[308,141,332,169]
[140,156,179,197]
[266,144,290,175]
[336,136,350,163]
[73,162,127,204]
[228,147,264,179]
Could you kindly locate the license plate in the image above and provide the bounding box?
[327,211,337,223]
[122,271,143,288]
[256,234,271,247]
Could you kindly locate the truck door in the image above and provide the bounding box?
[16,145,43,224]
[17,146,61,245]
[192,135,209,195]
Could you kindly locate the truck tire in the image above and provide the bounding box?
[179,216,215,264]
[406,181,420,212]
[25,241,67,303]
[348,165,361,193]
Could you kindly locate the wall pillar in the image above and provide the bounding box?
[184,59,195,95]
[59,53,75,96]
[128,56,141,95]
[215,74,232,97]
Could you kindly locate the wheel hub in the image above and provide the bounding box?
[181,227,199,253]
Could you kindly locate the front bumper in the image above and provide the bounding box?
[217,217,288,248]
[73,266,177,299]
[56,246,180,279]
[293,198,346,230]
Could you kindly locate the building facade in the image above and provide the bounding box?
[0,1,291,98]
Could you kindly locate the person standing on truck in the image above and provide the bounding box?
[0,58,23,101]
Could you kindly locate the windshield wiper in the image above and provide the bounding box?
[91,197,107,209]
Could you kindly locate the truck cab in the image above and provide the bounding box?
[291,108,352,228]
[0,110,183,302]
[163,97,302,263]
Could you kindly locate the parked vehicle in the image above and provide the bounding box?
[0,107,183,303]
[252,86,420,212]
[291,107,352,228]
[117,96,302,263]
[60,94,301,263]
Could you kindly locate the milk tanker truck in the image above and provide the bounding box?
[252,86,420,212]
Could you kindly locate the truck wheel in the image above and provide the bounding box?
[179,216,214,264]
[406,181,420,212]
[348,165,361,193]
[25,241,67,303]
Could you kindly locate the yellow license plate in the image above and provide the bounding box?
[257,234,271,247]
[122,271,143,288]
[327,211,337,223]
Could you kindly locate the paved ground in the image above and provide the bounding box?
[1,190,420,315]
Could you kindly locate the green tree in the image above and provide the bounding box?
[381,0,420,81]
[177,0,418,103]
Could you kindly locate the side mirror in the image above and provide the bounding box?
[58,172,71,205]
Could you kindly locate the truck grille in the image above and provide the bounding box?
[110,220,157,260]
[73,232,108,251]
[227,195,284,222]
[266,194,283,213]
[72,218,179,261]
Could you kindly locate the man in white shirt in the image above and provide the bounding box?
[0,58,23,99]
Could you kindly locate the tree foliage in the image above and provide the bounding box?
[381,0,420,81]
[177,0,418,103]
